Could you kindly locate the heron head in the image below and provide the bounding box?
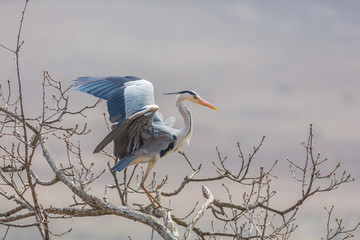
[165,90,218,111]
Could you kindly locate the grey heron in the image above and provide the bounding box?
[74,76,217,207]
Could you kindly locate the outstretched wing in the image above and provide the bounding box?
[74,76,155,123]
[74,76,162,156]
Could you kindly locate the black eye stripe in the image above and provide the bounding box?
[179,90,196,96]
[164,90,198,96]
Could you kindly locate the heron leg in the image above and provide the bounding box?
[141,161,162,208]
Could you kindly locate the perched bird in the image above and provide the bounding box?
[74,76,217,207]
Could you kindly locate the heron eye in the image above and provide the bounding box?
[193,96,197,100]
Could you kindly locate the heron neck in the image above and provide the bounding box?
[176,97,193,147]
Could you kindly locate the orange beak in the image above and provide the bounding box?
[197,97,218,111]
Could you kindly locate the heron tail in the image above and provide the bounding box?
[111,155,136,172]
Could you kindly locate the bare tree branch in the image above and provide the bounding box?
[184,185,214,240]
[0,1,358,239]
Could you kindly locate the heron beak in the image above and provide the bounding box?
[197,97,218,111]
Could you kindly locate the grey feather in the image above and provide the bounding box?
[94,105,159,155]
[164,116,176,127]
[123,80,155,119]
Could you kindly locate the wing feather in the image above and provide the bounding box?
[74,76,155,123]
[93,105,159,157]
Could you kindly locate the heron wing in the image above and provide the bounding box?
[74,76,155,123]
[94,105,159,158]
[74,76,173,160]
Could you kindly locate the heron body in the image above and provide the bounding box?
[74,76,217,207]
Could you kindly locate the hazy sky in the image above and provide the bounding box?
[1,1,359,239]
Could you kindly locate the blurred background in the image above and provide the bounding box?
[0,1,359,239]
